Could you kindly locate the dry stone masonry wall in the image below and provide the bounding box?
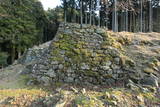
[22,23,159,87]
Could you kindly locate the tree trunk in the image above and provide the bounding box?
[112,0,118,32]
[143,12,146,32]
[125,9,128,31]
[112,11,114,31]
[17,44,21,59]
[140,0,143,32]
[149,0,152,32]
[93,14,95,25]
[98,0,100,27]
[11,45,15,64]
[85,12,87,24]
[129,11,131,32]
[90,0,92,25]
[105,0,108,29]
[133,12,136,32]
[80,0,83,28]
[64,0,67,27]
[121,11,124,31]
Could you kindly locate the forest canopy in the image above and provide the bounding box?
[0,0,60,67]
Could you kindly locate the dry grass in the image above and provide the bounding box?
[0,89,48,107]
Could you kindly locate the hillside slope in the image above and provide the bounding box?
[0,23,160,107]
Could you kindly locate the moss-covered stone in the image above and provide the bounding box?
[83,70,99,77]
[103,74,113,79]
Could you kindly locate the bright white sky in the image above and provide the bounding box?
[39,0,62,10]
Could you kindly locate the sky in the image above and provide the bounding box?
[39,0,62,10]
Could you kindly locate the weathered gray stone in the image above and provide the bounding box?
[101,61,112,70]
[105,61,112,66]
[46,69,56,78]
[67,68,74,73]
[73,31,81,35]
[64,29,72,34]
[65,77,74,83]
[101,65,110,71]
[81,63,90,70]
[60,50,66,55]
[107,69,113,75]
[96,28,106,35]
[51,61,59,65]
[115,70,123,74]
[127,79,139,90]
[40,76,51,86]
[105,79,115,85]
[104,47,120,57]
[140,74,159,87]
[91,52,97,57]
[79,29,85,33]
[114,57,120,65]
[86,29,94,33]
[52,65,58,70]
[58,64,64,69]
[39,65,46,69]
[111,64,121,70]
[67,73,71,77]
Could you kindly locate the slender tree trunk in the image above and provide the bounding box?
[138,9,141,31]
[98,0,100,27]
[98,13,100,27]
[73,11,76,23]
[105,1,108,29]
[64,0,67,27]
[135,14,138,32]
[17,44,21,59]
[70,0,75,23]
[113,0,118,32]
[143,12,146,32]
[70,9,74,22]
[114,0,117,31]
[149,0,152,32]
[133,12,136,32]
[80,0,83,28]
[64,11,67,25]
[18,51,21,58]
[112,11,114,31]
[120,12,124,31]
[98,8,100,27]
[129,11,132,32]
[85,12,87,24]
[90,0,92,25]
[11,45,15,64]
[125,9,128,31]
[93,14,95,25]
[140,0,143,32]
[125,0,128,31]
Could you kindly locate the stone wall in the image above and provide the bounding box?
[24,23,136,86]
[23,23,159,87]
